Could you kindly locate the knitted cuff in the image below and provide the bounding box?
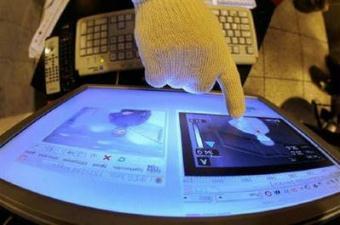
[131,0,147,7]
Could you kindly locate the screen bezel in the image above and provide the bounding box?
[0,85,339,225]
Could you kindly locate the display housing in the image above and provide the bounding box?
[0,86,339,224]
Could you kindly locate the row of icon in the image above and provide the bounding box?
[183,177,339,203]
[264,178,339,197]
[18,145,166,186]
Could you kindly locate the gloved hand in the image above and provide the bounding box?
[132,0,245,117]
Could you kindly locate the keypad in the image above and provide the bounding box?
[213,8,256,56]
[79,17,108,56]
[76,7,258,76]
[45,54,59,84]
[79,13,139,62]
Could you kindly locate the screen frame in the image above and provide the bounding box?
[0,85,339,225]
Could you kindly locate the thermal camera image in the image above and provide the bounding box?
[179,113,329,175]
[44,107,166,157]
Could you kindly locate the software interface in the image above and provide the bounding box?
[0,88,339,217]
[180,113,331,176]
[19,107,167,186]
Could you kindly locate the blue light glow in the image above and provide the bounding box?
[0,87,339,217]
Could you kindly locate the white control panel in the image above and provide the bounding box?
[44,37,61,95]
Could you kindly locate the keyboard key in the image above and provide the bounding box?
[227,17,233,23]
[100,46,108,53]
[110,36,117,44]
[94,39,100,46]
[88,27,94,33]
[94,33,100,39]
[87,34,93,40]
[118,35,125,42]
[239,37,245,44]
[227,30,234,37]
[118,15,125,21]
[219,16,226,23]
[95,17,107,25]
[80,37,86,48]
[87,48,93,55]
[232,46,240,54]
[246,46,254,54]
[80,49,86,56]
[234,17,240,24]
[118,22,126,29]
[241,18,249,24]
[229,10,237,16]
[241,31,251,37]
[87,41,93,47]
[125,14,133,21]
[101,39,107,45]
[126,50,134,59]
[231,23,238,30]
[110,44,117,51]
[81,23,87,35]
[118,52,125,60]
[87,20,94,26]
[221,10,228,16]
[110,53,117,61]
[94,26,100,32]
[238,11,248,17]
[101,24,107,31]
[246,38,252,44]
[212,10,220,15]
[126,34,133,41]
[226,37,231,44]
[118,43,125,50]
[101,31,108,38]
[126,42,133,49]
[224,23,231,30]
[232,37,238,44]
[240,24,250,30]
[110,16,117,23]
[94,47,99,54]
[235,30,241,37]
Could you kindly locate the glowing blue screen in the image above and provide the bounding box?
[0,87,339,217]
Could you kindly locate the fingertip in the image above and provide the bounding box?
[145,70,167,88]
[228,100,246,118]
[217,73,246,118]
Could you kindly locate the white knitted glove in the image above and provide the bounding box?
[132,0,245,117]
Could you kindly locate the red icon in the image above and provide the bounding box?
[291,187,298,192]
[103,155,111,161]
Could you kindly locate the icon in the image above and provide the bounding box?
[197,157,211,166]
[274,190,281,195]
[103,155,112,161]
[290,187,298,192]
[285,145,299,151]
[118,157,126,162]
[205,141,215,148]
[304,184,311,190]
[147,165,161,173]
[264,191,272,197]
[155,177,163,184]
[90,153,98,158]
[195,148,219,156]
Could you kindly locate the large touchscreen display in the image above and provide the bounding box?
[0,87,339,217]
